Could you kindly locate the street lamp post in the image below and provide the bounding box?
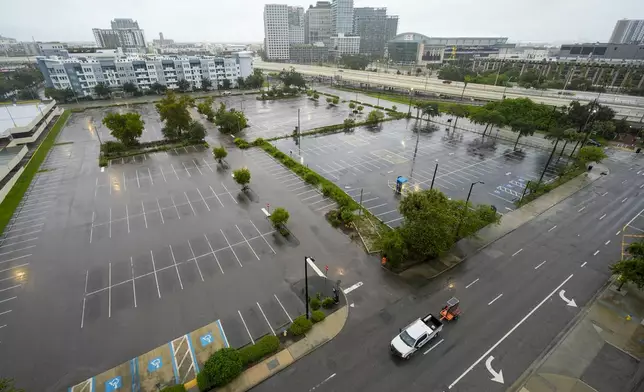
[430,161,438,190]
[502,77,514,100]
[460,81,468,101]
[455,181,484,239]
[407,88,414,116]
[304,256,315,319]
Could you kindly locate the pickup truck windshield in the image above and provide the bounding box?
[399,330,415,347]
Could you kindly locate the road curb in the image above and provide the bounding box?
[509,277,615,392]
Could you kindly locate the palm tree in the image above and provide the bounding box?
[421,103,440,128]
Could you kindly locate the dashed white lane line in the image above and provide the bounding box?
[488,293,504,306]
[601,192,609,196]
[622,197,629,203]
[616,231,621,236]
[605,240,611,245]
[548,225,557,232]
[423,339,445,355]
[578,206,587,212]
[512,249,523,257]
[581,262,587,267]
[465,278,479,289]
[599,214,607,220]
[593,250,600,256]
[534,260,547,270]
[0,296,16,304]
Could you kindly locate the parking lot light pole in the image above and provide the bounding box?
[456,181,484,239]
[430,161,438,190]
[304,256,315,319]
[407,88,414,116]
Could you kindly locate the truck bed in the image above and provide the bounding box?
[421,313,443,331]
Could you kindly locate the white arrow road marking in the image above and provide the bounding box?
[485,356,504,384]
[559,290,577,307]
[448,274,574,389]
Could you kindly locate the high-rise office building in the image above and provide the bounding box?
[305,1,333,45]
[331,0,354,35]
[288,6,305,44]
[353,7,387,57]
[385,16,399,42]
[609,19,644,44]
[92,18,146,53]
[264,4,290,60]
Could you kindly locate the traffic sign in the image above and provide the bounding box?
[148,357,162,373]
[200,333,214,347]
[106,376,122,392]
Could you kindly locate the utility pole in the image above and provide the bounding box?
[430,161,438,190]
[304,256,315,319]
[455,181,483,239]
[537,106,559,185]
[297,108,301,156]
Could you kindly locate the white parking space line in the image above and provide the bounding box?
[156,198,165,224]
[184,192,197,216]
[599,214,607,220]
[125,205,130,233]
[512,248,523,257]
[257,302,276,335]
[236,225,259,260]
[148,167,154,185]
[136,170,141,188]
[196,188,211,212]
[193,160,203,175]
[2,229,42,240]
[238,310,255,344]
[202,158,214,172]
[221,229,243,267]
[10,216,46,227]
[0,254,31,265]
[171,164,180,180]
[0,245,36,258]
[203,234,225,274]
[131,256,137,308]
[465,278,479,288]
[169,245,184,290]
[274,294,293,323]
[534,260,547,269]
[250,220,276,254]
[594,250,600,256]
[187,240,205,282]
[150,250,162,298]
[423,339,445,355]
[182,162,192,177]
[108,262,112,318]
[0,310,12,316]
[548,225,557,232]
[221,182,238,204]
[141,201,148,228]
[208,185,225,207]
[0,237,38,249]
[170,196,181,219]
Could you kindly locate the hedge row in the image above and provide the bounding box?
[197,336,280,391]
[160,385,186,392]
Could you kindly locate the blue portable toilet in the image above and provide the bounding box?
[395,176,408,194]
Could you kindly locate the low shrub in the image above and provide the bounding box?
[305,172,320,185]
[101,140,127,154]
[197,371,213,392]
[311,310,326,323]
[310,297,321,310]
[374,105,384,110]
[98,156,108,167]
[289,315,313,336]
[234,138,250,149]
[238,335,280,367]
[160,385,186,392]
[252,137,265,146]
[322,297,336,309]
[327,212,341,227]
[339,207,355,223]
[321,184,334,197]
[202,348,243,388]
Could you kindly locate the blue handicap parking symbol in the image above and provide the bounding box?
[200,333,214,347]
[106,376,122,392]
[148,356,163,372]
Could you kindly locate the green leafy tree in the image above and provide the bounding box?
[93,82,111,98]
[611,240,644,290]
[197,97,215,122]
[332,97,339,105]
[313,93,320,100]
[156,91,193,140]
[420,103,440,126]
[102,112,145,146]
[446,104,470,130]
[340,54,370,70]
[392,105,398,111]
[357,105,364,113]
[214,102,248,134]
[236,77,245,89]
[201,77,212,91]
[213,146,227,163]
[509,119,535,150]
[343,118,356,131]
[269,207,290,227]
[150,82,167,95]
[0,378,24,392]
[244,69,265,89]
[590,120,616,140]
[44,87,74,102]
[576,146,607,167]
[326,97,333,104]
[348,102,356,109]
[185,120,206,141]
[278,67,306,88]
[233,168,251,190]
[122,81,138,95]
[177,79,190,92]
[221,78,232,90]
[366,110,385,124]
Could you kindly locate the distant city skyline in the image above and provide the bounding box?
[2,0,643,44]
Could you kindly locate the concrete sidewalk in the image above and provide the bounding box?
[515,281,644,392]
[398,164,606,284]
[205,306,349,392]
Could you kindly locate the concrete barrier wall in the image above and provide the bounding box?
[8,107,63,147]
[0,166,25,204]
[0,145,28,182]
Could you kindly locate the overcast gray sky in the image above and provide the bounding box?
[2,0,643,44]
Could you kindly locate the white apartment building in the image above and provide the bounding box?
[330,33,360,56]
[36,52,254,97]
[264,4,290,60]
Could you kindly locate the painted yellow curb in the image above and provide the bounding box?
[185,378,198,389]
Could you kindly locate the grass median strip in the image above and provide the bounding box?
[0,110,71,235]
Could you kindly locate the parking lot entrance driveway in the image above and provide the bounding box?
[271,119,570,227]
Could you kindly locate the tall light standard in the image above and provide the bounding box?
[502,77,514,100]
[304,256,315,319]
[407,88,414,116]
[455,181,484,239]
[430,160,439,190]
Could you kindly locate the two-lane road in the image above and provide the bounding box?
[252,157,644,392]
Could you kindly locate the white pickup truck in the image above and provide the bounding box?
[390,313,443,359]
